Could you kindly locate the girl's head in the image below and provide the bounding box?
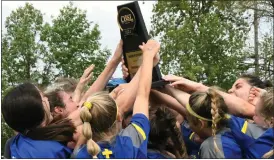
[2,82,75,144]
[45,83,79,118]
[253,88,274,128]
[2,82,52,133]
[54,77,78,94]
[257,89,274,160]
[186,88,229,149]
[80,92,121,156]
[149,106,187,158]
[228,74,271,101]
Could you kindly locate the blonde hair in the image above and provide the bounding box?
[208,88,222,152]
[188,87,229,153]
[260,88,274,158]
[53,77,78,93]
[260,88,274,122]
[80,91,118,157]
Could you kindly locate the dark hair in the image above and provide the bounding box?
[2,82,75,144]
[44,88,66,112]
[240,74,272,89]
[44,77,79,112]
[148,106,187,158]
[122,110,133,129]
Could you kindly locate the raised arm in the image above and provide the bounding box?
[115,45,160,116]
[80,40,123,103]
[133,40,160,118]
[163,75,255,118]
[110,67,141,115]
[150,89,188,118]
[217,91,255,118]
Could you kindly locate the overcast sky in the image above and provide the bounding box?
[2,1,272,78]
[2,1,156,77]
[2,1,155,51]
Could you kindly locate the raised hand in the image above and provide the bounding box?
[121,40,160,80]
[163,75,206,93]
[248,87,267,106]
[79,64,94,86]
[121,57,129,80]
[73,64,95,103]
[112,40,123,62]
[133,39,161,118]
[139,40,160,60]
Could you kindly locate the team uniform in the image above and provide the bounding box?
[199,127,243,158]
[73,113,150,159]
[180,121,200,159]
[229,115,274,158]
[147,149,173,159]
[10,134,72,158]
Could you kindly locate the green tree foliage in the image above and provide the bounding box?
[1,3,46,154]
[2,3,47,87]
[41,2,111,79]
[237,1,274,18]
[1,115,15,157]
[1,2,111,155]
[259,34,274,81]
[151,0,250,89]
[236,1,274,78]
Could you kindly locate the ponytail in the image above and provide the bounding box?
[166,116,188,158]
[149,106,188,158]
[80,104,101,157]
[25,115,75,145]
[208,88,223,153]
[188,87,229,154]
[2,82,75,145]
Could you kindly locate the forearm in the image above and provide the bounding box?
[195,83,209,92]
[82,59,120,101]
[163,85,190,108]
[173,83,254,117]
[133,57,153,118]
[73,85,85,104]
[198,83,255,117]
[138,58,153,98]
[115,67,141,115]
[218,91,255,118]
[151,89,188,117]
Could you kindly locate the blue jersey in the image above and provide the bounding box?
[199,128,243,158]
[228,115,248,131]
[73,113,150,159]
[180,121,200,159]
[229,115,273,158]
[147,149,173,159]
[10,134,72,158]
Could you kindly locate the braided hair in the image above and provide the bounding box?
[149,106,188,158]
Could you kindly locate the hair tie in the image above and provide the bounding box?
[84,102,92,110]
[224,114,231,120]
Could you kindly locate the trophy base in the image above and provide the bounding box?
[151,79,170,88]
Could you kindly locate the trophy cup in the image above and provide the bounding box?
[117,1,167,88]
